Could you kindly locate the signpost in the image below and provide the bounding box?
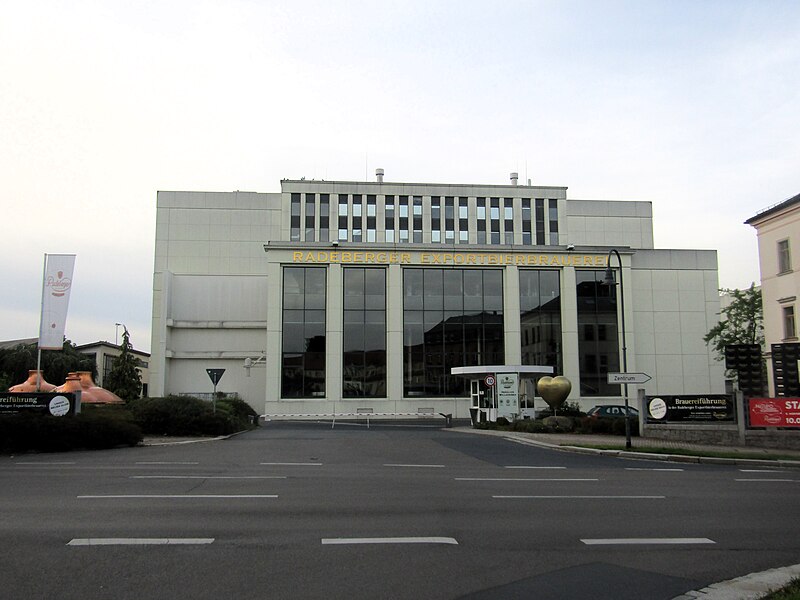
[206,368,225,414]
[496,373,519,420]
[607,372,651,385]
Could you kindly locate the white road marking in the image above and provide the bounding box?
[15,461,76,465]
[136,461,199,465]
[322,537,458,545]
[735,478,797,482]
[455,478,598,482]
[68,538,215,546]
[383,464,445,468]
[131,475,287,479]
[504,466,567,470]
[739,469,781,472]
[625,467,684,472]
[493,495,666,499]
[581,538,715,545]
[78,494,278,499]
[260,462,323,466]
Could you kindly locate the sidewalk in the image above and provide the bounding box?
[450,426,800,467]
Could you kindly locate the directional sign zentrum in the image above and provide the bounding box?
[607,372,651,385]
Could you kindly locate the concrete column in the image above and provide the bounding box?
[561,266,580,400]
[504,265,521,364]
[327,263,343,408]
[386,264,404,409]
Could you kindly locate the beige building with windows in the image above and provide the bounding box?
[151,172,725,417]
[746,192,800,396]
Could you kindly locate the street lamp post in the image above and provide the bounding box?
[603,249,632,449]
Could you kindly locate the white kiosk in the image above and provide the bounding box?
[450,365,554,424]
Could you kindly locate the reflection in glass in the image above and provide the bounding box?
[281,267,326,397]
[520,270,562,375]
[403,269,504,397]
[576,269,619,396]
[343,268,386,397]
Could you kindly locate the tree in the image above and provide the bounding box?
[704,284,764,361]
[104,327,142,401]
[0,340,96,389]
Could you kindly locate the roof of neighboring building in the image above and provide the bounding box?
[745,192,800,225]
[0,338,37,350]
[75,341,150,357]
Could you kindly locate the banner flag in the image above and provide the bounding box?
[38,254,76,350]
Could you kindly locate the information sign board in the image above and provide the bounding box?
[496,373,519,420]
[0,392,80,416]
[646,394,734,423]
[749,398,800,428]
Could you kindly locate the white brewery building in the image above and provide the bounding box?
[150,171,724,417]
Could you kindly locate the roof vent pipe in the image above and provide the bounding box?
[510,172,519,186]
[376,168,384,183]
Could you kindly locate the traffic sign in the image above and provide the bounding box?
[607,372,651,384]
[206,369,225,385]
[484,375,496,387]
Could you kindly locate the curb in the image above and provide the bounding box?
[449,429,800,469]
[140,429,250,446]
[672,562,800,599]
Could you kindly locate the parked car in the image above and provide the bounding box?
[586,405,639,419]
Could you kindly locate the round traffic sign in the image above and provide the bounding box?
[484,375,496,387]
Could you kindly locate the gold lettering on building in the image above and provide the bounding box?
[290,251,609,267]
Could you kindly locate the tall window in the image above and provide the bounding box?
[490,198,500,244]
[319,194,330,242]
[445,197,455,243]
[399,196,409,243]
[403,269,504,397]
[476,198,487,244]
[576,270,620,396]
[290,193,301,241]
[458,197,469,244]
[385,196,395,242]
[522,199,532,245]
[548,199,559,245]
[535,199,545,245]
[519,270,562,374]
[784,305,797,339]
[503,198,514,244]
[778,239,792,274]
[366,195,376,242]
[338,195,348,241]
[412,196,423,242]
[352,194,363,242]
[343,268,386,397]
[282,267,326,398]
[431,197,441,243]
[305,194,315,241]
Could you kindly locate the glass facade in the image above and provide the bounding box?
[520,270,562,374]
[290,193,301,241]
[403,269,504,397]
[343,268,386,397]
[281,267,326,398]
[576,269,620,396]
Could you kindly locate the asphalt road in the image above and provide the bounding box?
[1,422,799,600]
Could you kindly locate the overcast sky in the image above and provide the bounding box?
[2,0,798,353]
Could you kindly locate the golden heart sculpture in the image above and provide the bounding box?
[537,376,572,411]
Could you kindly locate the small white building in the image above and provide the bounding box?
[150,172,725,416]
[746,192,800,396]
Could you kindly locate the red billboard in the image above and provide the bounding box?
[749,398,800,428]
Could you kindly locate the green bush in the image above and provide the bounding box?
[0,412,142,453]
[542,415,575,432]
[128,395,257,436]
[577,416,639,436]
[512,419,548,433]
